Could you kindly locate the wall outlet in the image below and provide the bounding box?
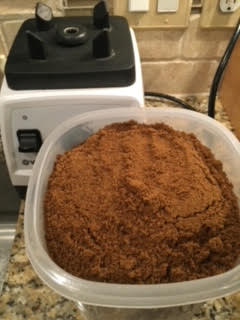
[219,0,240,12]
[201,0,240,28]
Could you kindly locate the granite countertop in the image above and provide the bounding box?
[1,96,240,320]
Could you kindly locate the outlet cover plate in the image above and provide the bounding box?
[201,0,240,28]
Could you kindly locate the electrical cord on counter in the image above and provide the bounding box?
[145,18,240,119]
[144,92,195,111]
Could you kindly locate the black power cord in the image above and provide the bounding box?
[208,18,240,118]
[144,92,195,111]
[144,18,240,119]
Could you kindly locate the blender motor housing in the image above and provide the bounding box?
[0,2,144,196]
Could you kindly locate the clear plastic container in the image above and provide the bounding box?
[25,107,240,309]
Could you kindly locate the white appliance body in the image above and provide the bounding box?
[0,29,144,187]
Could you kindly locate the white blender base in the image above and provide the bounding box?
[0,29,144,188]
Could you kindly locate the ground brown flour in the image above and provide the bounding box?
[44,121,240,284]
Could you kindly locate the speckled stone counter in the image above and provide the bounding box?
[1,97,240,320]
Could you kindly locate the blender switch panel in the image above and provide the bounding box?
[17,129,42,153]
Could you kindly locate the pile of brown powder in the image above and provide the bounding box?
[44,121,240,284]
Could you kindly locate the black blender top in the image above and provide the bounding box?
[5,1,135,90]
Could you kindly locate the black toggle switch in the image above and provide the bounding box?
[93,1,110,29]
[17,129,42,153]
[35,2,53,31]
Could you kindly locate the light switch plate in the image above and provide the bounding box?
[157,0,179,12]
[114,0,191,29]
[129,0,149,12]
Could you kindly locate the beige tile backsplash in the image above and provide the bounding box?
[135,29,183,61]
[0,27,7,56]
[182,15,232,60]
[1,21,23,51]
[0,1,234,95]
[0,54,6,84]
[142,60,218,94]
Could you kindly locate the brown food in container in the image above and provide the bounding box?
[44,121,240,284]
